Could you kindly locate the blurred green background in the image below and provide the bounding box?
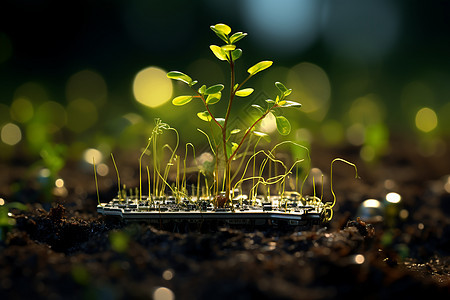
[1,0,449,172]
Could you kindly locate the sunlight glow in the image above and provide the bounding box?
[133,66,173,108]
[0,198,5,206]
[415,107,438,133]
[1,123,22,146]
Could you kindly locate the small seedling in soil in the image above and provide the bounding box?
[96,23,359,230]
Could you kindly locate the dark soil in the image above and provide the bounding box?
[1,136,449,299]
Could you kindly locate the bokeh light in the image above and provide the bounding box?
[348,94,385,126]
[66,70,107,106]
[242,0,322,55]
[415,107,438,133]
[386,192,401,204]
[153,287,175,300]
[10,97,34,123]
[1,123,22,146]
[320,120,344,145]
[55,178,64,188]
[133,66,173,108]
[35,101,67,132]
[287,62,330,121]
[66,99,98,133]
[83,148,103,165]
[14,82,49,104]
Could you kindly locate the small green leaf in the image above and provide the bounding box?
[231,142,239,157]
[275,116,291,135]
[231,49,242,61]
[252,131,271,142]
[197,111,212,122]
[167,71,193,85]
[230,129,241,134]
[191,80,198,86]
[278,100,286,106]
[213,23,231,35]
[230,32,247,44]
[251,104,264,113]
[233,83,239,92]
[253,131,268,138]
[210,26,228,43]
[172,95,193,106]
[235,88,254,97]
[210,24,231,43]
[284,89,292,96]
[248,61,273,76]
[275,82,288,93]
[279,100,302,108]
[206,92,221,105]
[205,84,224,95]
[198,85,206,95]
[221,44,236,51]
[210,45,228,61]
[265,99,276,105]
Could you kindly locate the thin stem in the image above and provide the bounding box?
[110,153,121,200]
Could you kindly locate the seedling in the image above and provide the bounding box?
[96,23,359,230]
[167,23,301,206]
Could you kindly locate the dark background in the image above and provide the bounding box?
[1,0,449,163]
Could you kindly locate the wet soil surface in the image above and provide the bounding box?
[1,137,449,299]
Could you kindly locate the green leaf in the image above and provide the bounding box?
[252,131,271,142]
[231,142,239,157]
[235,88,254,97]
[210,24,231,43]
[221,44,236,51]
[210,45,228,61]
[172,95,193,106]
[253,131,268,137]
[251,104,264,113]
[275,116,291,135]
[198,85,206,95]
[167,71,193,85]
[197,111,212,122]
[279,100,302,108]
[248,61,273,76]
[275,82,288,93]
[212,23,231,35]
[265,99,276,105]
[205,84,224,95]
[206,92,221,105]
[230,32,247,44]
[233,83,239,92]
[191,80,198,86]
[230,129,241,134]
[231,49,242,61]
[284,89,292,96]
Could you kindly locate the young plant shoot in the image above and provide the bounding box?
[167,23,301,206]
